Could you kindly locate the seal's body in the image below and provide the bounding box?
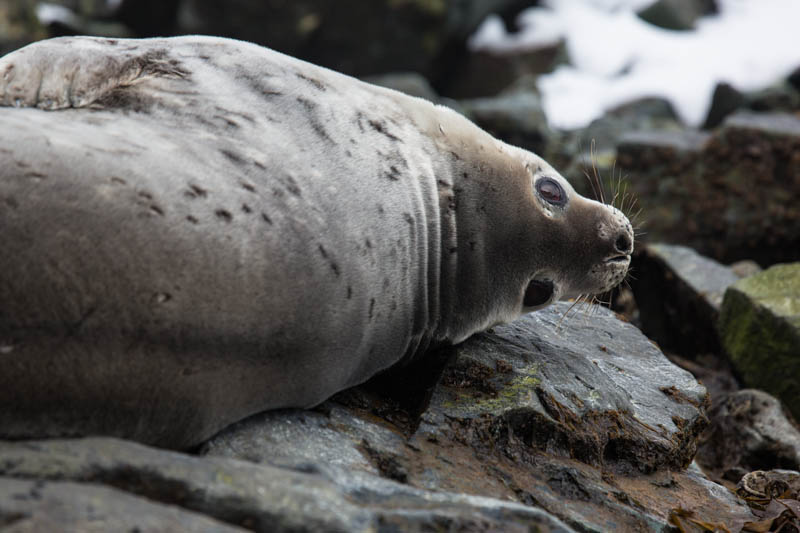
[0,37,633,448]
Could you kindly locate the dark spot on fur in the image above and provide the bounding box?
[150,205,164,216]
[450,151,461,160]
[220,149,245,165]
[369,298,376,320]
[377,205,385,215]
[105,39,118,45]
[295,97,335,143]
[296,96,317,112]
[437,179,450,189]
[198,54,211,60]
[111,176,126,185]
[240,182,256,193]
[215,209,232,222]
[469,241,477,251]
[261,213,273,224]
[403,213,414,225]
[355,111,366,133]
[345,150,353,157]
[368,119,401,142]
[5,197,18,209]
[365,238,372,249]
[253,160,266,170]
[242,203,252,213]
[385,165,401,181]
[462,172,469,179]
[138,191,153,200]
[25,171,46,180]
[284,175,301,197]
[318,244,340,276]
[214,115,239,128]
[347,286,353,299]
[186,215,198,224]
[449,247,458,254]
[185,184,208,199]
[296,72,327,91]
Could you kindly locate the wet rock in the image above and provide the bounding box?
[421,302,709,474]
[720,263,800,420]
[0,477,245,532]
[637,0,718,31]
[204,303,756,531]
[0,437,574,533]
[617,111,800,265]
[632,243,740,358]
[697,389,800,485]
[0,302,757,531]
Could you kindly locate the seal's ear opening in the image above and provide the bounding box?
[524,279,554,307]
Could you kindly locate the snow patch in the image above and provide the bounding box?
[470,0,800,130]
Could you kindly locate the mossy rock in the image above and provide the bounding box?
[720,263,800,418]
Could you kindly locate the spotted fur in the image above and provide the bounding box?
[0,37,632,448]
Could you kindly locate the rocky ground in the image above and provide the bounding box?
[2,1,800,531]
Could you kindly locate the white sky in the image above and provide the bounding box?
[470,0,800,129]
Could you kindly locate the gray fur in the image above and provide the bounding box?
[0,37,632,448]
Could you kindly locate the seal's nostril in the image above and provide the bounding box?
[615,233,632,255]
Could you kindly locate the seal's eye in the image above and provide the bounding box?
[536,178,566,207]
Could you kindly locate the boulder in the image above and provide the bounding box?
[720,263,800,419]
[617,111,800,265]
[697,389,800,485]
[632,243,740,358]
[205,303,753,530]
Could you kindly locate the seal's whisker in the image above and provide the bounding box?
[629,206,644,224]
[558,295,589,328]
[590,140,606,205]
[583,169,601,203]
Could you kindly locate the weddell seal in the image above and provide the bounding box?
[0,36,633,448]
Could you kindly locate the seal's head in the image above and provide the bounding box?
[516,152,633,311]
[437,132,635,343]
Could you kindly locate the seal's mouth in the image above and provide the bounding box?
[523,279,554,308]
[606,254,631,264]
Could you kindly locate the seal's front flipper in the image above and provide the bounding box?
[0,37,188,110]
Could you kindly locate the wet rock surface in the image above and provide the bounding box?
[0,477,247,532]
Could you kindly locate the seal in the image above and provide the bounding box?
[0,36,633,448]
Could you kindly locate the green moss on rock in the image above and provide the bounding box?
[720,263,800,418]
